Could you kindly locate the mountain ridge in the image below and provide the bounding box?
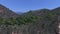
[0,4,59,34]
[0,4,19,18]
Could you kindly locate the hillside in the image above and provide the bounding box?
[15,8,58,34]
[0,5,59,34]
[0,4,19,18]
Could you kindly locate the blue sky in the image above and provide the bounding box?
[0,0,60,12]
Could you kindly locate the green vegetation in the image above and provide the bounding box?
[0,11,39,25]
[0,9,57,26]
[0,4,59,34]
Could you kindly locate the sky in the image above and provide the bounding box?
[0,0,60,12]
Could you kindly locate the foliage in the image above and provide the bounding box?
[0,9,57,26]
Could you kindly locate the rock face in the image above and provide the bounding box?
[0,4,19,18]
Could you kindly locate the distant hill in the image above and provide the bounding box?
[16,7,59,34]
[0,4,19,18]
[0,4,59,34]
[15,12,24,15]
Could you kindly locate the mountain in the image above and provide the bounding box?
[16,8,58,34]
[15,12,24,15]
[0,4,59,34]
[0,4,19,18]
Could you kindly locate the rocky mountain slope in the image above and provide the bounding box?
[0,4,59,34]
[16,7,59,34]
[0,4,19,18]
